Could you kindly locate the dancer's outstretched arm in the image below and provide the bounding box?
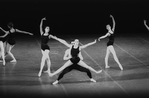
[98,33,109,41]
[80,39,97,49]
[0,33,8,38]
[0,27,9,34]
[110,15,115,31]
[50,35,71,47]
[16,29,33,35]
[40,17,46,35]
[144,20,149,30]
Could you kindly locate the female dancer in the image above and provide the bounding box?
[144,20,149,30]
[0,22,33,63]
[38,17,53,77]
[0,28,6,65]
[98,15,123,70]
[49,36,102,85]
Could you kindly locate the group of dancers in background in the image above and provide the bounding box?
[0,15,148,85]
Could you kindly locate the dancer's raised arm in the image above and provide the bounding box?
[80,39,97,49]
[50,35,71,47]
[144,20,149,30]
[40,17,46,35]
[110,15,115,31]
[15,29,33,35]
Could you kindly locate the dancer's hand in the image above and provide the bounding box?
[29,33,33,35]
[42,17,46,20]
[94,39,97,43]
[98,37,101,41]
[110,14,113,18]
[144,20,147,24]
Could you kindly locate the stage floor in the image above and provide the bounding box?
[0,35,149,98]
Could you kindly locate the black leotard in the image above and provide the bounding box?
[7,30,17,45]
[70,46,80,64]
[107,33,114,46]
[41,33,50,51]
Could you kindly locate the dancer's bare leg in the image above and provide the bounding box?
[44,54,51,74]
[78,60,102,74]
[3,42,7,57]
[109,46,123,70]
[77,61,97,82]
[105,47,110,68]
[50,60,72,77]
[38,50,50,77]
[51,60,72,85]
[6,44,16,62]
[0,41,5,65]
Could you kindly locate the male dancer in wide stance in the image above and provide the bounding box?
[49,36,102,85]
[98,15,123,70]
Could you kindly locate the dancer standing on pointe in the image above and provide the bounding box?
[48,36,102,85]
[0,22,33,64]
[38,17,53,77]
[98,15,123,70]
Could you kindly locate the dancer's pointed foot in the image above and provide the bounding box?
[105,65,110,68]
[48,72,53,77]
[97,70,102,74]
[44,70,49,73]
[10,59,17,62]
[52,80,59,85]
[120,66,123,71]
[44,70,53,77]
[38,71,42,77]
[90,78,96,83]
[3,60,6,66]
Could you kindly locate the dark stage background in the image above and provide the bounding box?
[0,0,149,38]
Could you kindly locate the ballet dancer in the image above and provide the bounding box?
[98,15,123,70]
[0,22,33,63]
[49,36,102,85]
[38,17,53,77]
[0,28,7,65]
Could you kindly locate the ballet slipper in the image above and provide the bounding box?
[90,78,96,83]
[10,59,17,62]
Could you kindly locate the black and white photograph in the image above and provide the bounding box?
[0,0,149,98]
